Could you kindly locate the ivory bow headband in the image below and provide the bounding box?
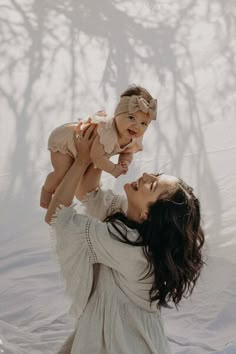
[114,95,157,120]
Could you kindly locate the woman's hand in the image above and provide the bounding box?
[75,124,97,166]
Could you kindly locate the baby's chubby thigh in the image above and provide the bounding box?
[48,122,79,159]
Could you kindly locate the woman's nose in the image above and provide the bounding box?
[143,173,151,181]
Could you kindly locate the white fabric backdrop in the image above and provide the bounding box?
[0,0,236,353]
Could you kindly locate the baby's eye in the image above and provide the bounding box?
[128,115,135,120]
[141,122,148,127]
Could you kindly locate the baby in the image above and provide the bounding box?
[40,85,157,209]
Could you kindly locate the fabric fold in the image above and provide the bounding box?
[50,205,94,319]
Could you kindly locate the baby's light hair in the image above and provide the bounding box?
[120,84,154,102]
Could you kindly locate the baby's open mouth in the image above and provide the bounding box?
[128,129,137,136]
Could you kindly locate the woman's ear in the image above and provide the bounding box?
[140,211,148,221]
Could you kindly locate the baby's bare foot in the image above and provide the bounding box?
[40,186,53,209]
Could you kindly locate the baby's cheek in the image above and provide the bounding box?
[137,131,145,137]
[141,125,150,135]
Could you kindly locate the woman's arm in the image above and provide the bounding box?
[45,125,96,224]
[75,162,103,201]
[74,124,103,201]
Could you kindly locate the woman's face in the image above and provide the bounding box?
[124,173,178,221]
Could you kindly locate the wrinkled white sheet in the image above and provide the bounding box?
[1,0,236,353]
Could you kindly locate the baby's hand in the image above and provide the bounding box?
[111,164,128,178]
[119,160,129,172]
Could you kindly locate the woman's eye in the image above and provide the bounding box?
[141,122,147,127]
[128,116,134,120]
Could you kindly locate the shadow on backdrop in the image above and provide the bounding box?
[1,0,235,240]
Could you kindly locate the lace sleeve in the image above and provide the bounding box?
[81,188,127,221]
[50,205,95,319]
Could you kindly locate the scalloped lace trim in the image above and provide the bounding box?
[85,219,98,263]
[97,121,117,154]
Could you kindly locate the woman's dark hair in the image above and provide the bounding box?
[104,179,205,309]
[120,84,154,102]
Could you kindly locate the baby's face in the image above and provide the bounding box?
[115,111,151,139]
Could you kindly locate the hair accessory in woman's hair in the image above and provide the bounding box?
[114,95,157,120]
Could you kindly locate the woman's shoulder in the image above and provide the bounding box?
[81,188,127,221]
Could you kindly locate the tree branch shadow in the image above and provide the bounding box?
[0,0,235,250]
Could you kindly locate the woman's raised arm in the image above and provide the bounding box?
[74,123,103,201]
[75,162,102,201]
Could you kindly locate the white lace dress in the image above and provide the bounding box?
[51,188,171,354]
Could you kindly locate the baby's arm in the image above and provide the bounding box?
[118,152,133,171]
[90,135,126,178]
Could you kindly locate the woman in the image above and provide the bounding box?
[45,125,205,354]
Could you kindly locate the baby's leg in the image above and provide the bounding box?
[40,151,74,209]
